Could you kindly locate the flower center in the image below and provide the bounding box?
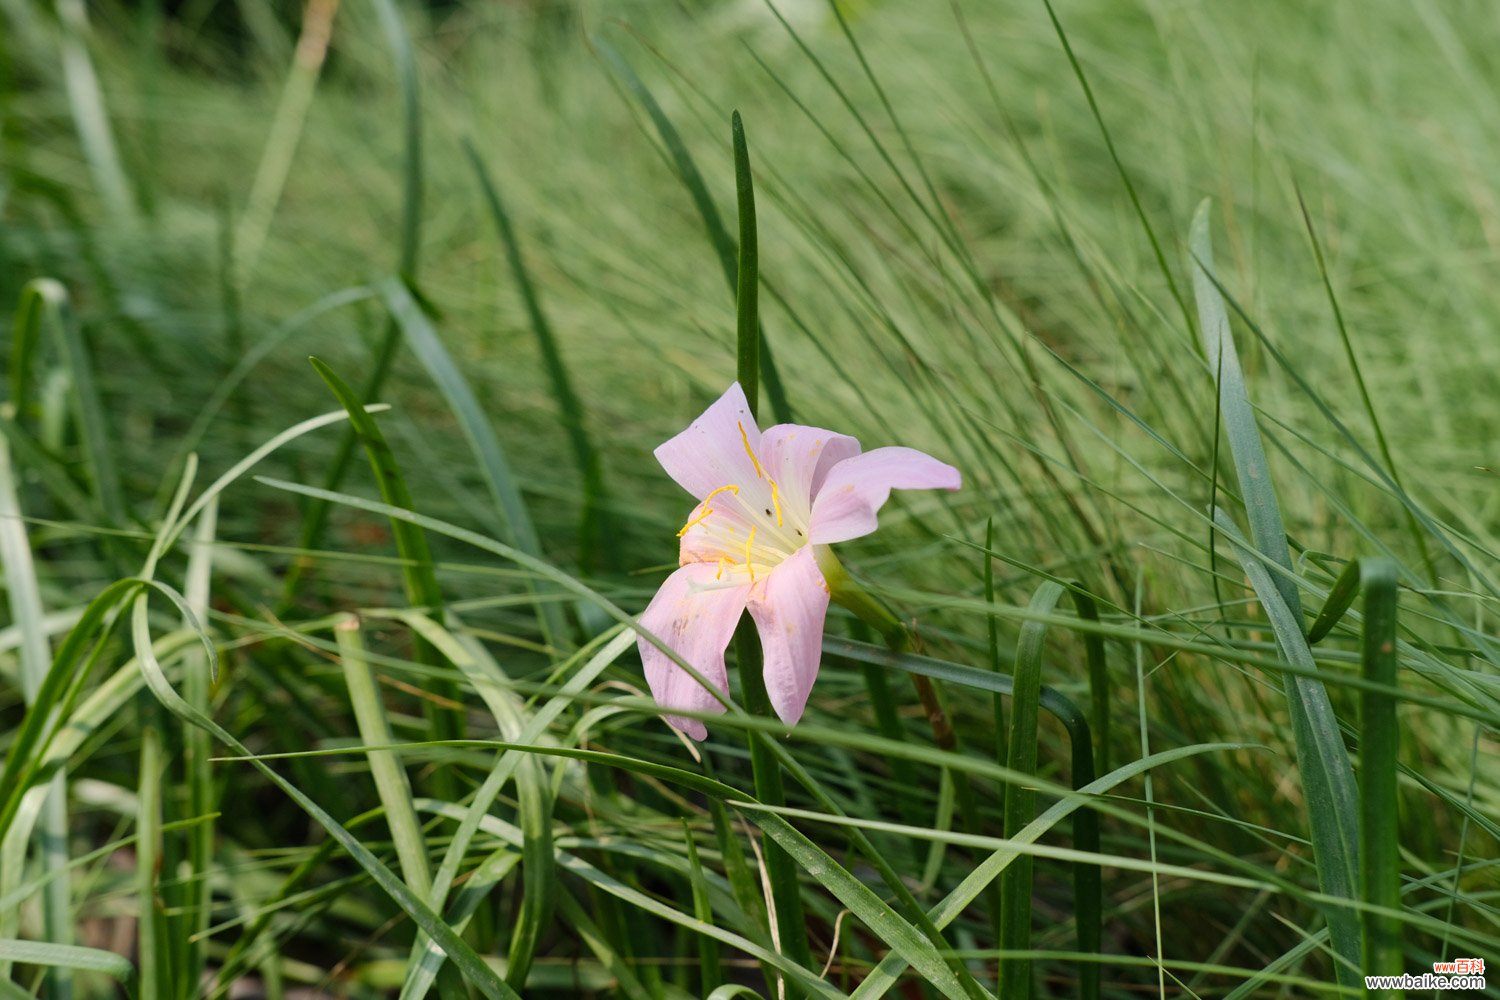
[673,422,809,582]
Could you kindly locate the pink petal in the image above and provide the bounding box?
[746,545,830,726]
[757,424,861,527]
[808,447,961,544]
[654,383,764,501]
[637,564,750,739]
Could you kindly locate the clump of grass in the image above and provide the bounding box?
[1,0,1496,997]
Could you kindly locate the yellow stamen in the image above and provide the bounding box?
[676,506,714,537]
[737,421,765,479]
[768,478,784,527]
[715,556,732,581]
[744,526,757,583]
[703,483,741,505]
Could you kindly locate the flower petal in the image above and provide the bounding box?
[757,424,861,528]
[637,564,750,739]
[654,382,764,501]
[746,545,830,726]
[808,447,961,544]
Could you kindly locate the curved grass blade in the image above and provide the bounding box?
[129,590,523,1000]
[9,278,125,526]
[1214,509,1361,985]
[851,742,1248,999]
[397,614,553,989]
[397,627,634,1000]
[1000,581,1066,1000]
[1358,559,1401,986]
[0,428,71,992]
[463,140,615,571]
[279,0,421,602]
[311,355,464,750]
[0,940,136,999]
[380,278,568,650]
[1189,201,1301,622]
[1308,558,1362,645]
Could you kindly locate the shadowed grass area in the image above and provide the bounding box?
[1,0,1497,996]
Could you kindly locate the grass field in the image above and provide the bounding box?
[1,0,1497,996]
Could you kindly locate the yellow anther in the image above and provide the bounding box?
[715,556,732,581]
[676,505,714,537]
[744,526,757,583]
[737,421,765,479]
[703,484,741,505]
[768,478,784,527]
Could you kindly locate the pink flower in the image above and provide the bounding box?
[637,383,961,739]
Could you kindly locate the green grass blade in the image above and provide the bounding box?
[395,627,633,1000]
[999,580,1067,1000]
[728,104,812,988]
[332,614,433,898]
[1358,558,1401,986]
[1213,509,1361,985]
[749,809,972,1000]
[310,355,464,750]
[1189,201,1301,622]
[381,278,569,651]
[394,613,554,989]
[462,140,615,571]
[277,0,421,602]
[595,38,791,422]
[128,591,522,1000]
[1295,190,1435,583]
[683,820,723,995]
[0,423,72,994]
[855,742,1250,999]
[135,722,167,1000]
[9,279,125,527]
[0,940,136,999]
[53,0,136,224]
[179,495,217,995]
[1307,558,1363,645]
[733,110,760,418]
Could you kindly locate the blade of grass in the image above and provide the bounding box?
[463,140,615,571]
[1213,508,1361,986]
[684,819,724,995]
[999,580,1066,1000]
[332,614,433,898]
[278,0,421,604]
[0,416,72,994]
[1295,189,1435,583]
[310,356,464,760]
[380,278,568,652]
[0,940,136,999]
[9,279,125,527]
[396,614,553,989]
[728,107,813,989]
[179,495,218,997]
[1307,557,1362,645]
[1358,558,1401,987]
[232,0,340,289]
[129,589,522,1000]
[595,41,791,422]
[136,722,167,1000]
[1193,201,1360,984]
[53,0,136,224]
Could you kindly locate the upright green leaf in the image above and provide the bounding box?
[1358,559,1401,988]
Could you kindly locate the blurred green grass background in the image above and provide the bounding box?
[1,0,1497,996]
